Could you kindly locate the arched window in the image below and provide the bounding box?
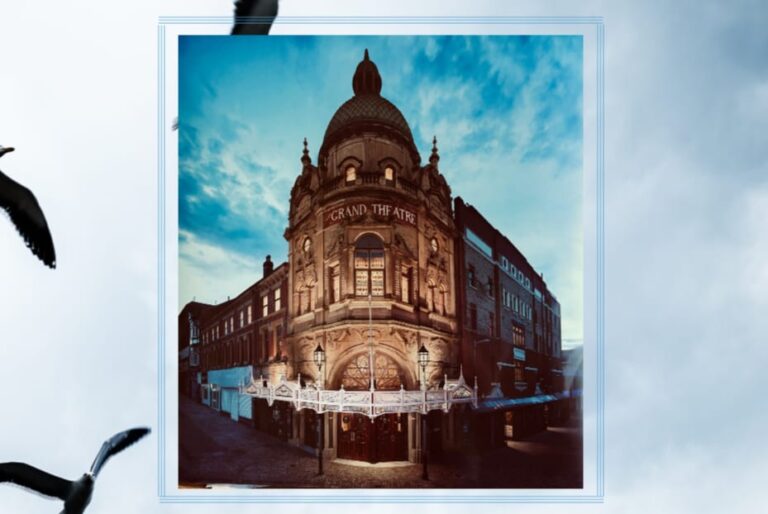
[354,233,385,297]
[346,165,357,182]
[384,165,395,182]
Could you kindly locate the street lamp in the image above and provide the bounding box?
[313,343,326,476]
[313,344,326,389]
[417,343,430,481]
[418,344,429,391]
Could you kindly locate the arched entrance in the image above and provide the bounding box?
[335,353,409,463]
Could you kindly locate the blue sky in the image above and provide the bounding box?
[179,35,583,344]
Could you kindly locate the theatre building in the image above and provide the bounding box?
[179,50,569,467]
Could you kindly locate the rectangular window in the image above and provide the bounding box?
[512,323,525,347]
[247,305,252,324]
[230,317,234,333]
[400,267,411,304]
[355,270,369,296]
[501,256,508,270]
[262,294,268,317]
[354,249,385,297]
[354,251,369,269]
[239,310,244,328]
[274,288,281,311]
[468,265,476,288]
[371,270,384,296]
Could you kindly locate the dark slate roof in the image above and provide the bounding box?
[322,93,415,147]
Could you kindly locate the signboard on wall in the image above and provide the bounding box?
[324,201,417,227]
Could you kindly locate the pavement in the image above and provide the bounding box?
[179,395,582,489]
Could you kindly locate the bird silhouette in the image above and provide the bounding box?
[0,427,150,514]
[231,0,278,35]
[0,146,56,268]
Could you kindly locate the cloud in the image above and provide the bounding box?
[178,35,584,340]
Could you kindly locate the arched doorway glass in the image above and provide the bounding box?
[336,352,409,462]
[340,353,404,391]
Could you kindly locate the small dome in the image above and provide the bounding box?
[320,50,419,162]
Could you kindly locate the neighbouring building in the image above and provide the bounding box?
[179,49,572,466]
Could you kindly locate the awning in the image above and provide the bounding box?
[474,389,579,413]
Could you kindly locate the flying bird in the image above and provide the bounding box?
[0,146,56,268]
[0,427,150,514]
[231,0,278,35]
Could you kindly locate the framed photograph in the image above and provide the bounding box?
[160,18,603,504]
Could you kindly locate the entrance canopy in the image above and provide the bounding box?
[240,371,477,419]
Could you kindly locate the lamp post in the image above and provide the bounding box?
[418,344,429,391]
[313,344,326,389]
[418,343,429,480]
[368,293,375,392]
[313,344,326,476]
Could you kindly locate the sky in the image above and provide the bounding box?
[178,35,584,344]
[1,1,767,513]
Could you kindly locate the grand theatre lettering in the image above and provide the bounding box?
[324,201,417,226]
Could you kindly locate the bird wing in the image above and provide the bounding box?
[0,462,72,500]
[0,170,56,268]
[231,0,278,35]
[89,427,150,478]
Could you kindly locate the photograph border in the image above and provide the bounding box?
[157,16,604,504]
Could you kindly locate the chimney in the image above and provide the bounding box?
[263,255,274,278]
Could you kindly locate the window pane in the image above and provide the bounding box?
[354,250,369,269]
[369,250,384,269]
[371,270,384,296]
[355,270,369,296]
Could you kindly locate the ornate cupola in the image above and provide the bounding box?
[318,49,421,166]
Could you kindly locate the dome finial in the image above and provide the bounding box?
[301,137,311,166]
[352,49,382,96]
[430,135,440,166]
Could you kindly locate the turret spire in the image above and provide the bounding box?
[429,135,440,167]
[301,137,311,166]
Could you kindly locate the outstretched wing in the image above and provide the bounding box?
[0,462,72,500]
[89,427,150,478]
[0,170,56,268]
[231,0,278,35]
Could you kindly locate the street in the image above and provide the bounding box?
[179,396,582,488]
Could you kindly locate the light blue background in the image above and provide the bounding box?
[1,1,766,513]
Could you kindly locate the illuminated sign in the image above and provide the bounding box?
[324,201,417,226]
[514,348,526,361]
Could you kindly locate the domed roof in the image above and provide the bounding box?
[320,50,419,162]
